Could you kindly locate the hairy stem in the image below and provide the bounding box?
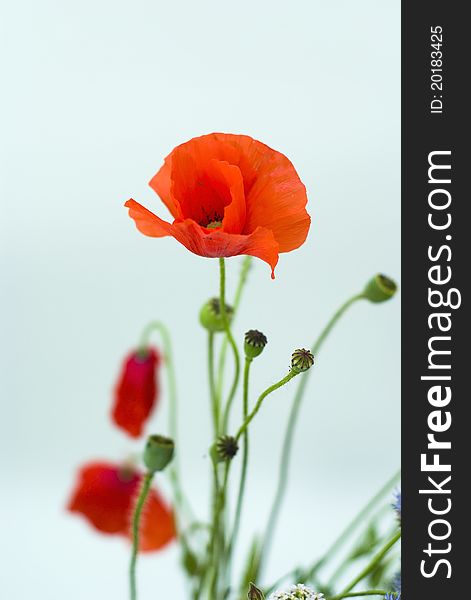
[218,258,241,433]
[129,473,154,600]
[139,321,191,528]
[217,256,252,410]
[208,331,219,435]
[227,357,253,570]
[236,370,299,441]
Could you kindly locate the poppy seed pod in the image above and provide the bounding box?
[244,330,268,360]
[291,348,314,373]
[213,435,239,462]
[363,273,398,303]
[143,435,175,472]
[199,297,234,332]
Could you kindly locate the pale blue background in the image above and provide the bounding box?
[1,0,400,598]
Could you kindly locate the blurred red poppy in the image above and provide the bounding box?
[111,348,160,438]
[67,461,175,552]
[125,133,310,278]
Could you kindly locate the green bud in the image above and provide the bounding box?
[363,273,398,303]
[247,582,265,600]
[244,330,268,360]
[199,297,234,333]
[182,548,199,577]
[291,348,314,373]
[143,434,174,472]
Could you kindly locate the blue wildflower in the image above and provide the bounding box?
[384,594,400,600]
[392,571,401,593]
[393,489,401,524]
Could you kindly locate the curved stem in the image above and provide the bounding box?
[129,472,154,600]
[329,592,387,599]
[335,530,401,598]
[236,370,299,441]
[219,258,241,433]
[140,320,179,441]
[228,357,253,567]
[261,294,365,571]
[217,256,252,402]
[139,321,192,528]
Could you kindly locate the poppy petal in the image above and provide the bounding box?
[128,133,310,274]
[149,157,182,219]
[67,462,175,552]
[125,199,279,276]
[215,161,246,234]
[67,462,140,535]
[244,166,311,253]
[125,199,174,237]
[134,488,176,552]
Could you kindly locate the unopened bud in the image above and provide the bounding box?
[363,273,398,303]
[143,434,174,472]
[244,330,268,360]
[248,582,265,600]
[199,298,234,332]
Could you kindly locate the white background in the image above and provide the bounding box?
[1,1,400,598]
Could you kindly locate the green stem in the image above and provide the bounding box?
[139,321,191,530]
[329,592,387,599]
[217,256,251,404]
[266,470,400,595]
[261,294,365,571]
[228,357,253,567]
[129,472,154,600]
[305,470,400,580]
[219,258,241,433]
[336,530,401,598]
[236,370,299,441]
[209,462,230,598]
[326,504,391,589]
[208,331,219,435]
[139,320,179,441]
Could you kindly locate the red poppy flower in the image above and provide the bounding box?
[125,133,310,278]
[111,347,160,438]
[67,461,175,552]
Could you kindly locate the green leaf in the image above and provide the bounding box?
[350,522,380,559]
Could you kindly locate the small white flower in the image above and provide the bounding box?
[268,583,324,600]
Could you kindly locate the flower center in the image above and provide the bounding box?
[206,220,223,229]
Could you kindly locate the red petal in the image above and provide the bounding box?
[129,133,310,275]
[67,462,140,534]
[125,199,279,277]
[111,348,160,438]
[149,157,182,219]
[125,200,173,238]
[67,462,176,552]
[132,487,176,552]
